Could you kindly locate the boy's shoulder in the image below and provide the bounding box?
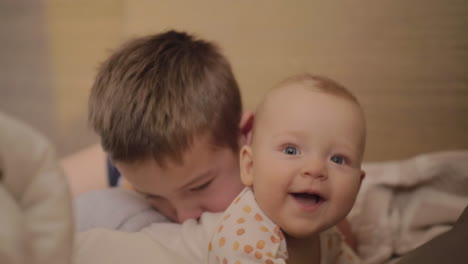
[75,188,168,232]
[320,227,361,264]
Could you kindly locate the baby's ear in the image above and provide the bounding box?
[240,145,254,186]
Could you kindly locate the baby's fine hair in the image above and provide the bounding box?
[274,73,360,105]
[253,73,366,151]
[89,30,242,165]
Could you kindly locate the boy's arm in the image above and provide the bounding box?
[76,229,188,264]
[74,188,168,232]
[77,212,221,264]
[60,144,107,196]
[142,212,223,263]
[337,218,357,251]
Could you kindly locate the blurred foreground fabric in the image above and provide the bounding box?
[349,151,468,264]
[0,112,73,264]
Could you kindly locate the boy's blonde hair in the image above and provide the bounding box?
[89,30,242,165]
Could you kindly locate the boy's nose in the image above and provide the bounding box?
[301,159,327,180]
[176,208,202,223]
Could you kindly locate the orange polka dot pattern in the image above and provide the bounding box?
[207,188,287,264]
[207,188,361,264]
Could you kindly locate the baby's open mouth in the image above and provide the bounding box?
[290,192,325,209]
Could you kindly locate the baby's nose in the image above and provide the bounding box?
[301,159,327,179]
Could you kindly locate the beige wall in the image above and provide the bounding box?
[2,0,467,162]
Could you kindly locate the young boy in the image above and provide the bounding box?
[89,30,252,223]
[208,74,366,264]
[88,30,355,247]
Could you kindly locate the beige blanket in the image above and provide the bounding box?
[349,151,468,264]
[75,150,468,264]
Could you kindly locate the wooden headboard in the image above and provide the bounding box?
[3,0,467,162]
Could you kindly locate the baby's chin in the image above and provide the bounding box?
[282,222,333,240]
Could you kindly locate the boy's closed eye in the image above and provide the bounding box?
[189,179,213,192]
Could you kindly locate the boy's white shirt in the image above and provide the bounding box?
[75,212,221,264]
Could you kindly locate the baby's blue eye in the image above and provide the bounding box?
[283,146,299,155]
[331,155,346,164]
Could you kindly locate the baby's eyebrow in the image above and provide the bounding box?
[271,131,303,139]
[337,142,360,156]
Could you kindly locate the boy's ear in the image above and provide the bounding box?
[240,145,254,187]
[239,111,254,145]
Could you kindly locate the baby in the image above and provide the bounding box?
[208,73,366,264]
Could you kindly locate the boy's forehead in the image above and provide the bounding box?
[115,136,239,186]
